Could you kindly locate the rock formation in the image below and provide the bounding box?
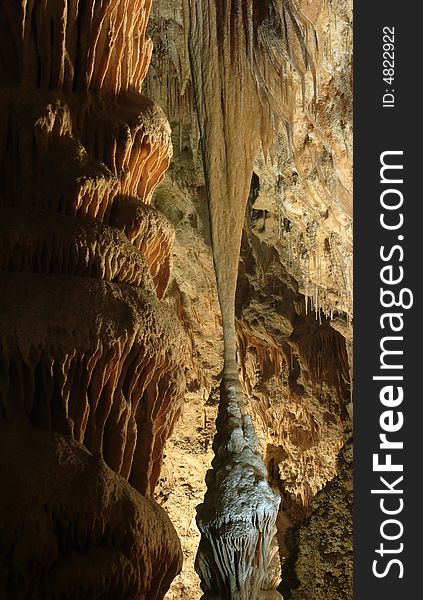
[144,0,352,597]
[0,0,186,597]
[187,2,335,598]
[281,437,353,600]
[0,0,353,598]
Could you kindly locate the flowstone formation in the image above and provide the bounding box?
[0,1,186,597]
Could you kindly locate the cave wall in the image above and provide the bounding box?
[281,436,353,600]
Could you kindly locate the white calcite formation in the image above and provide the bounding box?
[195,383,282,599]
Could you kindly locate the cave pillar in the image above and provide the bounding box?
[188,1,283,597]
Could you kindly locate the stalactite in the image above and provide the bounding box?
[188,1,317,597]
[0,207,156,291]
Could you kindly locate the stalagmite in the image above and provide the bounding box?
[188,1,316,597]
[195,398,282,599]
[0,271,185,494]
